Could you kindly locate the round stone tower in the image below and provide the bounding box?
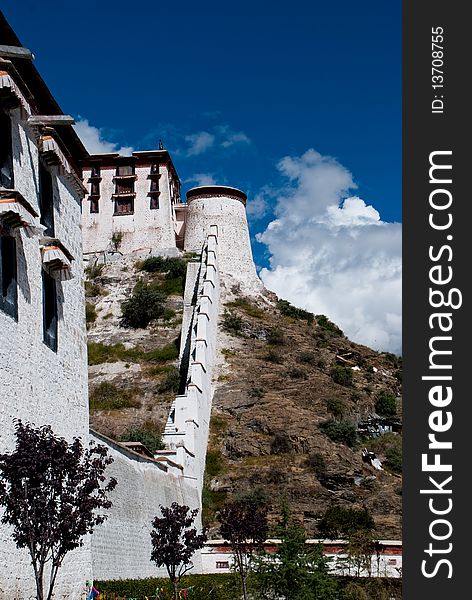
[184,185,262,294]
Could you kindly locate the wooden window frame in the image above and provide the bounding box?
[42,269,58,352]
[0,235,18,320]
[0,110,15,190]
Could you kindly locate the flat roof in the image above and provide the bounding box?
[186,185,247,204]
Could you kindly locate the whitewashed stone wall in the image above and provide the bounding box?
[0,106,90,599]
[82,163,179,256]
[90,432,202,581]
[162,225,220,490]
[184,188,262,296]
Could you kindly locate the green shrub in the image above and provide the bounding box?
[119,420,165,454]
[205,449,224,477]
[157,366,181,393]
[266,327,285,345]
[320,419,358,447]
[87,341,179,365]
[85,302,97,325]
[121,282,167,328]
[297,351,317,365]
[270,432,293,454]
[316,314,344,336]
[263,349,283,364]
[375,391,397,417]
[326,398,346,419]
[222,310,243,335]
[385,445,402,474]
[89,382,140,411]
[139,256,187,296]
[284,367,308,380]
[249,387,265,399]
[331,365,353,386]
[318,505,375,538]
[277,299,314,323]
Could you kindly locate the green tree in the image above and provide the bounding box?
[250,511,339,600]
[375,391,397,417]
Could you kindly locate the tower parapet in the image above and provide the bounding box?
[184,186,262,295]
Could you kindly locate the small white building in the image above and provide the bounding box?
[82,149,185,257]
[0,16,91,600]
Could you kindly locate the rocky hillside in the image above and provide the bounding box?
[84,257,402,540]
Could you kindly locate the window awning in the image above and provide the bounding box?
[0,70,31,114]
[0,192,44,236]
[40,237,74,280]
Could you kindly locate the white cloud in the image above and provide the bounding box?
[185,173,217,186]
[73,118,133,155]
[184,131,215,156]
[257,149,402,355]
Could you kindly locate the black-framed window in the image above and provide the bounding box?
[90,180,100,195]
[90,197,99,213]
[150,162,159,174]
[0,110,14,189]
[0,235,18,320]
[39,160,55,236]
[90,164,101,177]
[150,195,159,210]
[42,270,57,351]
[114,197,134,215]
[116,180,134,195]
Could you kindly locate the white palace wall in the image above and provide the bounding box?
[90,432,202,581]
[0,103,90,599]
[82,162,179,257]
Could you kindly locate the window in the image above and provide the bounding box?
[90,164,101,177]
[0,235,18,320]
[0,111,14,189]
[116,164,134,176]
[42,270,57,351]
[114,197,134,215]
[90,181,100,195]
[39,160,54,236]
[150,195,159,210]
[116,180,134,195]
[90,197,99,213]
[150,162,159,174]
[216,561,229,569]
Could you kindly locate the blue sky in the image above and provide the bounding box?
[3,1,402,352]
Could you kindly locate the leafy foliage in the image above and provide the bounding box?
[277,299,314,323]
[150,503,207,600]
[222,310,243,335]
[326,398,346,419]
[121,282,167,328]
[375,391,397,417]
[305,453,327,480]
[316,314,344,336]
[330,365,353,386]
[317,506,375,539]
[320,419,357,447]
[0,421,116,600]
[218,498,269,600]
[119,421,165,454]
[226,297,265,318]
[85,262,104,279]
[250,517,339,600]
[266,327,285,345]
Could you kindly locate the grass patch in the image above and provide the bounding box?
[284,367,308,380]
[210,415,229,436]
[226,297,264,318]
[85,281,102,297]
[263,349,283,364]
[89,382,140,411]
[205,449,225,477]
[266,327,285,345]
[87,340,179,366]
[326,398,346,419]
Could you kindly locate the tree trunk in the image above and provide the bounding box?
[173,579,179,600]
